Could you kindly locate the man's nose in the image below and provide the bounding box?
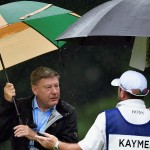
[51,87,57,93]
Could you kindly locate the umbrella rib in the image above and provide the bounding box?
[20,4,52,20]
[89,0,124,35]
[56,0,124,40]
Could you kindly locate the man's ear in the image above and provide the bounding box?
[32,85,37,96]
[120,89,126,100]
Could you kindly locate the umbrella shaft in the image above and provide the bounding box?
[0,53,23,125]
[13,97,23,125]
[0,54,9,82]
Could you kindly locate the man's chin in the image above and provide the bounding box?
[50,100,59,105]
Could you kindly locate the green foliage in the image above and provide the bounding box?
[77,95,117,139]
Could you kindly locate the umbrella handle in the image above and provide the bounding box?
[0,54,23,125]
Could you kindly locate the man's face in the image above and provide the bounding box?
[32,77,60,110]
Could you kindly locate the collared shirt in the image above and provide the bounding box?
[29,97,54,150]
[32,97,54,133]
[78,99,150,150]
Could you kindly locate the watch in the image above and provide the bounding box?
[53,141,60,150]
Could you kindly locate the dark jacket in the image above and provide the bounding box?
[0,96,78,150]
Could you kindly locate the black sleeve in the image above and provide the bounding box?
[58,105,78,143]
[0,98,15,142]
[60,107,78,143]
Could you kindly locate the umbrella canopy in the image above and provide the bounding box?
[56,0,150,71]
[0,1,79,70]
[56,0,150,40]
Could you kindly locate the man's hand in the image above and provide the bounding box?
[35,133,58,149]
[14,125,37,141]
[4,83,16,102]
[35,133,81,150]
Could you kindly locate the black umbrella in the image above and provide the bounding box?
[56,0,150,40]
[56,0,150,71]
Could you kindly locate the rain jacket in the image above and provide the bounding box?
[0,96,78,150]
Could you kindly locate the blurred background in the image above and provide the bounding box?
[0,0,150,145]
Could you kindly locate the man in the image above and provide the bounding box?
[0,66,78,150]
[36,70,150,150]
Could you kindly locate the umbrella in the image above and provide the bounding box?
[0,1,80,70]
[56,0,150,40]
[56,0,150,71]
[0,1,79,125]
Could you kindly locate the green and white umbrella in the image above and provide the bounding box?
[0,1,79,70]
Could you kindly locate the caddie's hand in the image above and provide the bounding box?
[35,133,58,149]
[14,125,37,141]
[4,83,16,102]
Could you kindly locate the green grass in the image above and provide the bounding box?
[77,95,117,139]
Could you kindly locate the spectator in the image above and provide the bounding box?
[0,66,78,150]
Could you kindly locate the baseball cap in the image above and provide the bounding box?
[111,70,149,96]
